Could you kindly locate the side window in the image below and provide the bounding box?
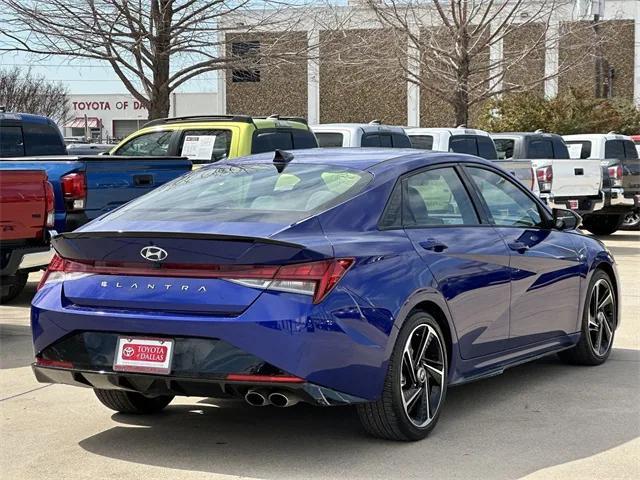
[566,141,591,159]
[494,139,514,159]
[361,134,381,147]
[604,140,625,159]
[292,129,318,149]
[409,135,434,150]
[22,122,66,156]
[315,132,344,147]
[477,137,497,160]
[116,130,173,156]
[251,131,293,154]
[467,167,543,228]
[391,133,411,148]
[403,167,478,227]
[0,126,25,157]
[179,129,232,163]
[528,139,554,159]
[449,136,478,156]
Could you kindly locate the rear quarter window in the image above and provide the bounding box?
[0,126,25,157]
[315,132,344,147]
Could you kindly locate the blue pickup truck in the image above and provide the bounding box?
[1,112,192,232]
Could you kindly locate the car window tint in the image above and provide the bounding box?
[449,136,477,156]
[22,122,66,156]
[315,132,344,147]
[409,135,434,150]
[0,126,25,157]
[494,138,514,159]
[403,167,478,227]
[179,129,232,163]
[252,131,293,153]
[292,130,318,149]
[467,167,543,228]
[622,140,638,160]
[392,133,411,148]
[528,139,553,159]
[361,134,380,147]
[604,140,625,159]
[379,134,393,147]
[116,131,173,156]
[477,137,497,160]
[566,141,591,159]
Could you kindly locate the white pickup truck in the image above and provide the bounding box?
[564,133,640,233]
[491,132,605,233]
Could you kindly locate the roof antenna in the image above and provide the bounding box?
[273,149,294,173]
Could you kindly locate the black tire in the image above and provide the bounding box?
[621,211,640,231]
[0,271,28,304]
[94,389,174,414]
[357,311,448,441]
[559,270,616,366]
[581,214,624,236]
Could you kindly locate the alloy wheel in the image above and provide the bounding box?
[588,279,615,357]
[400,324,446,428]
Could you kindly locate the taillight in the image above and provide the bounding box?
[536,166,553,193]
[36,255,354,303]
[61,172,86,210]
[44,181,55,228]
[608,164,623,187]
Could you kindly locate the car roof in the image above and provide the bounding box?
[563,133,631,141]
[311,123,407,134]
[405,127,491,137]
[0,112,52,124]
[221,147,491,172]
[491,132,563,139]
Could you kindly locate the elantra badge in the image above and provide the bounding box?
[140,246,168,262]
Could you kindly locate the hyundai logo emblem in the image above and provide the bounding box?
[140,246,168,262]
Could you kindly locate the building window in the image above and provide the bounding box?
[232,41,261,83]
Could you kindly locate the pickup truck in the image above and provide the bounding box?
[311,122,411,148]
[491,132,604,233]
[1,112,192,232]
[564,133,640,234]
[0,170,55,302]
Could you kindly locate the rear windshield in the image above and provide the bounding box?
[111,163,372,223]
[315,132,344,147]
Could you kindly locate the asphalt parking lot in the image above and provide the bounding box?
[1,231,638,480]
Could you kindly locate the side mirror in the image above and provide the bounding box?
[552,208,582,231]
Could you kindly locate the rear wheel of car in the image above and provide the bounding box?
[94,389,174,414]
[0,271,28,304]
[621,211,640,230]
[559,270,616,366]
[357,311,448,441]
[581,214,624,236]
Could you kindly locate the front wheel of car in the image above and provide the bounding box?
[357,311,448,441]
[94,389,174,414]
[559,269,616,366]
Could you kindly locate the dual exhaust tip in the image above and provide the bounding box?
[245,390,300,408]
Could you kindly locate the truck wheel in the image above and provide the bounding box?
[94,389,174,414]
[0,272,28,304]
[621,211,640,231]
[581,214,624,236]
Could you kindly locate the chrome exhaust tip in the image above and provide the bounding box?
[245,390,269,407]
[268,392,300,408]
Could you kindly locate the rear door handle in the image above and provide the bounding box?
[134,174,154,186]
[508,241,529,253]
[419,238,448,252]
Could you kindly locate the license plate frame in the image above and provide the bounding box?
[113,336,174,375]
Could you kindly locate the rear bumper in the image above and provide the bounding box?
[541,193,604,214]
[32,364,366,406]
[0,245,52,276]
[606,189,637,207]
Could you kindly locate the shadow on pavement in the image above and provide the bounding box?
[79,348,640,480]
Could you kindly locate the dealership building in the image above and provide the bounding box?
[65,92,221,141]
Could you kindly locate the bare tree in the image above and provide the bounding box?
[327,0,602,126]
[0,0,313,119]
[0,67,69,123]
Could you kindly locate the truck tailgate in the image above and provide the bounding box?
[82,156,192,219]
[536,159,602,198]
[0,170,48,242]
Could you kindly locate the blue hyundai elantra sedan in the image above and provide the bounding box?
[31,148,619,441]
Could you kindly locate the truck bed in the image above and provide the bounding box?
[0,170,49,242]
